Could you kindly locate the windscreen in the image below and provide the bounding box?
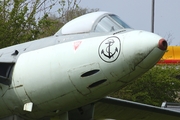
[109,14,131,29]
[94,14,131,32]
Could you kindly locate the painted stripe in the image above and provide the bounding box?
[157,59,180,64]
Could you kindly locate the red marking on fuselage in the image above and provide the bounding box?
[74,41,82,50]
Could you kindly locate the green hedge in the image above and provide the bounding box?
[111,65,180,106]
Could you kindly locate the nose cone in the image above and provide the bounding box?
[158,39,168,51]
[121,30,167,70]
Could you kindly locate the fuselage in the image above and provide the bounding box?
[0,11,167,119]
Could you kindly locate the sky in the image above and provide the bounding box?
[78,0,180,45]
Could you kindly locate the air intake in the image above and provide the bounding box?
[81,69,100,77]
[88,79,107,88]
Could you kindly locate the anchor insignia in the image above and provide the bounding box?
[101,39,118,59]
[98,36,121,63]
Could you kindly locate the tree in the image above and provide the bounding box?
[37,7,99,38]
[0,0,82,48]
[37,14,64,38]
[62,7,99,24]
[0,0,41,47]
[111,65,180,106]
[165,33,174,45]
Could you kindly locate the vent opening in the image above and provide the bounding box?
[81,69,100,77]
[0,63,14,85]
[88,79,107,88]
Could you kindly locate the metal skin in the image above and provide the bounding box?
[0,12,167,119]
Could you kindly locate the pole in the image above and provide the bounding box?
[151,0,155,33]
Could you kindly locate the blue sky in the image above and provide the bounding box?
[79,0,180,45]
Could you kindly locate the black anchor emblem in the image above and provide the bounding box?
[101,39,118,59]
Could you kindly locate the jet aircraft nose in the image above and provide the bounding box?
[109,30,168,83]
[121,30,168,70]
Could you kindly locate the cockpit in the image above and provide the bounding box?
[94,14,130,32]
[55,11,131,36]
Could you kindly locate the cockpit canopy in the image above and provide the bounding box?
[55,11,131,36]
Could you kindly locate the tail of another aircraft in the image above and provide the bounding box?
[158,46,180,64]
